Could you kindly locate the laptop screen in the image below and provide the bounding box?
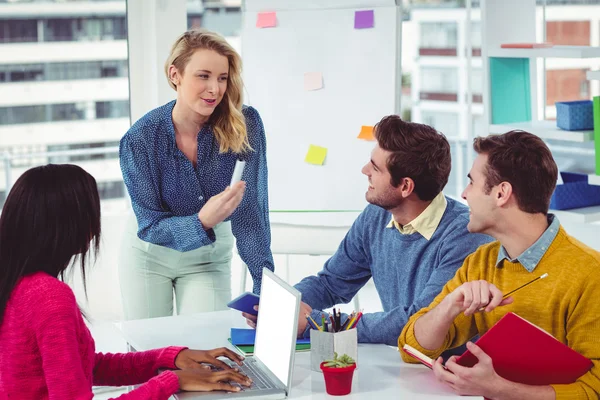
[254,270,299,388]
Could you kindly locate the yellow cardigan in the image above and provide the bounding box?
[398,226,600,400]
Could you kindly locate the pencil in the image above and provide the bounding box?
[503,273,548,298]
[478,273,548,311]
[345,314,357,331]
[306,314,322,331]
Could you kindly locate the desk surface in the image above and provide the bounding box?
[115,311,482,399]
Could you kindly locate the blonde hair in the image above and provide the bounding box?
[165,29,250,154]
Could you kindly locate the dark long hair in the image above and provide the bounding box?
[0,164,101,325]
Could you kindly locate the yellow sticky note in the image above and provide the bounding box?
[304,72,323,91]
[357,125,375,141]
[304,145,328,165]
[256,12,277,28]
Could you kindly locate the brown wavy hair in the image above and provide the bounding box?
[374,115,451,201]
[473,130,558,214]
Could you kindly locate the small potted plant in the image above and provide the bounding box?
[320,352,357,396]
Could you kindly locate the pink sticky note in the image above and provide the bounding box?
[256,12,277,28]
[304,72,323,91]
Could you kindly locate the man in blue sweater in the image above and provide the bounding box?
[244,116,492,345]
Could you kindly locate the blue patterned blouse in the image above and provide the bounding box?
[119,100,274,293]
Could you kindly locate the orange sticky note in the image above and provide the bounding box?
[256,12,277,28]
[304,72,323,91]
[305,145,328,165]
[357,125,375,141]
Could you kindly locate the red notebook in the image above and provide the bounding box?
[456,312,592,385]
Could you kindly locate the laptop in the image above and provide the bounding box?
[174,268,301,399]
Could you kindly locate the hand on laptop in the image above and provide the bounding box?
[242,301,313,338]
[173,368,252,392]
[175,348,244,371]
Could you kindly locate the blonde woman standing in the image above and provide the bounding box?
[119,29,274,320]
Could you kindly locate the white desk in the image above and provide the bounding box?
[115,311,482,399]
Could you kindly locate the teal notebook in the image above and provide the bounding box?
[489,57,531,124]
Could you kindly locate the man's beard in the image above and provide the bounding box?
[366,189,403,211]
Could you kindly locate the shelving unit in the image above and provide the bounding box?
[553,206,600,224]
[489,121,594,143]
[481,0,600,223]
[488,46,600,59]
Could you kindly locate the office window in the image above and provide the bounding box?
[45,19,74,41]
[51,103,86,122]
[0,1,130,214]
[0,105,46,125]
[97,180,126,200]
[45,17,127,42]
[0,20,38,43]
[471,114,485,137]
[470,68,483,102]
[470,21,482,56]
[419,22,458,56]
[187,0,242,37]
[48,141,119,163]
[7,64,44,82]
[420,111,459,139]
[96,100,129,119]
[420,67,459,101]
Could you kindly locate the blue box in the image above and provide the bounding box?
[550,172,600,210]
[555,100,594,131]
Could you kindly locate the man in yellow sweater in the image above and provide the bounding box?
[398,130,600,400]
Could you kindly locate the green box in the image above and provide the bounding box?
[594,96,600,176]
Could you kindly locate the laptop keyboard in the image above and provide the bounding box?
[225,358,275,392]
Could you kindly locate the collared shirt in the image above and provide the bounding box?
[386,192,448,240]
[119,101,274,293]
[495,214,560,272]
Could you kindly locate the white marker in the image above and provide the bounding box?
[230,159,246,187]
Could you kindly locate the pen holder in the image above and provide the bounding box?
[310,328,358,372]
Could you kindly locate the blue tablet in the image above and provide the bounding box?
[227,291,260,315]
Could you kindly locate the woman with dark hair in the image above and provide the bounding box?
[0,164,251,399]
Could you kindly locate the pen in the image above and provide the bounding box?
[329,315,336,332]
[478,273,548,311]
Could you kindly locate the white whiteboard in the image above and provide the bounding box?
[242,0,401,211]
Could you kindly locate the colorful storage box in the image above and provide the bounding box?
[550,172,600,210]
[555,100,594,131]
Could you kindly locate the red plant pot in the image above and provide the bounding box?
[320,361,357,396]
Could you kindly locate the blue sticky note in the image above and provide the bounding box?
[354,10,374,29]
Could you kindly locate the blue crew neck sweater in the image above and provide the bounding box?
[295,197,493,345]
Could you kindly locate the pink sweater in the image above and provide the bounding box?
[0,272,184,399]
